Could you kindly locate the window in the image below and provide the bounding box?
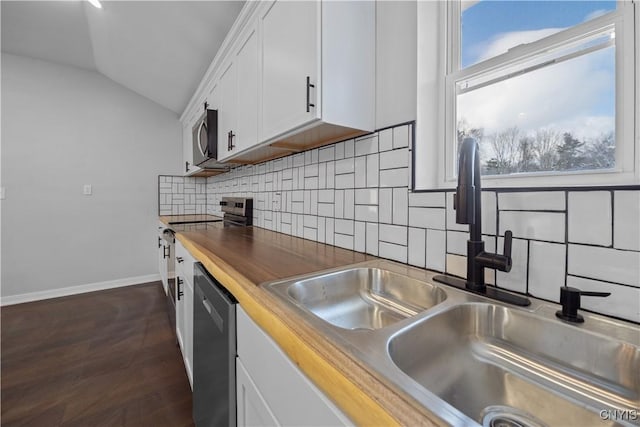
[414,0,638,189]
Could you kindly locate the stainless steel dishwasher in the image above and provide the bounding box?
[193,262,237,427]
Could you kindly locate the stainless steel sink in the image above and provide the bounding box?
[262,260,640,426]
[388,303,640,426]
[271,266,447,330]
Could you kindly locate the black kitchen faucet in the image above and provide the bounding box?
[434,137,530,306]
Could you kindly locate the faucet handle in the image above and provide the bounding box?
[503,230,513,259]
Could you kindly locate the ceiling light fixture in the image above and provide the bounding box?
[86,0,102,9]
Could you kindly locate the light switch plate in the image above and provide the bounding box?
[0,187,5,200]
[83,184,92,195]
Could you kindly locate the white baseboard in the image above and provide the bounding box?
[0,274,162,306]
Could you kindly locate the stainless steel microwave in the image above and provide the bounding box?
[192,108,227,171]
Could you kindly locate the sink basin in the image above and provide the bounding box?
[269,267,447,330]
[388,303,640,426]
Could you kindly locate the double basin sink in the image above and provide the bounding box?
[262,260,640,426]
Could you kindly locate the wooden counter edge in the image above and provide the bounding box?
[176,234,444,427]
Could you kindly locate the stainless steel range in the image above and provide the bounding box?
[219,196,253,226]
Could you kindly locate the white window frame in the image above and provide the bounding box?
[414,0,638,190]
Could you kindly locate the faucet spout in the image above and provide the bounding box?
[455,137,482,241]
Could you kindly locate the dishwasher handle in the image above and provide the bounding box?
[202,296,224,333]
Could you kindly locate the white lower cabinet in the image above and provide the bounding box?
[236,306,352,427]
[175,240,195,388]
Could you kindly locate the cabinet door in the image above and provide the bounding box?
[237,307,351,426]
[235,27,259,153]
[175,276,185,352]
[260,0,319,142]
[183,279,194,388]
[237,358,280,427]
[217,61,237,161]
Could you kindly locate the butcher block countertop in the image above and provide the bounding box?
[159,214,223,224]
[160,218,444,426]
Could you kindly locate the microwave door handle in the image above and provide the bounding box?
[198,121,208,157]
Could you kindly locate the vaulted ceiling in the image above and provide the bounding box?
[1,1,245,114]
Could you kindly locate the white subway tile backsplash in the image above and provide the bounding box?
[354,221,366,253]
[335,173,355,189]
[408,192,446,208]
[200,124,639,324]
[335,158,355,175]
[496,238,528,294]
[379,168,408,187]
[366,154,379,188]
[334,142,345,160]
[379,188,393,224]
[355,189,378,205]
[379,149,409,170]
[344,139,355,158]
[446,254,467,279]
[446,192,467,232]
[567,276,639,323]
[392,125,409,149]
[614,191,640,251]
[378,128,393,152]
[335,219,354,235]
[379,224,407,246]
[366,222,379,256]
[355,156,367,188]
[355,205,378,222]
[379,242,407,263]
[318,203,334,217]
[355,135,378,156]
[528,241,566,302]
[326,161,335,188]
[408,228,426,268]
[568,245,640,286]
[568,191,611,246]
[319,146,335,162]
[481,192,497,236]
[500,211,565,242]
[408,207,446,230]
[498,191,565,211]
[344,189,355,220]
[304,227,317,241]
[326,218,335,245]
[392,187,409,226]
[334,190,345,218]
[317,217,326,244]
[334,233,354,250]
[446,230,468,256]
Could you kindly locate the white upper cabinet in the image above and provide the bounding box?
[217,60,238,161]
[260,0,319,142]
[235,26,260,154]
[217,24,259,162]
[181,0,375,165]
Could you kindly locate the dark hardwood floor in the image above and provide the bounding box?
[1,282,194,427]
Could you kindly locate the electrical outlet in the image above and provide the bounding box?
[273,192,281,212]
[83,184,92,196]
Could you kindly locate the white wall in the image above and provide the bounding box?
[1,53,182,300]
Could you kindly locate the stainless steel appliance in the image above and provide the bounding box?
[190,103,228,172]
[220,196,253,226]
[193,262,237,427]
